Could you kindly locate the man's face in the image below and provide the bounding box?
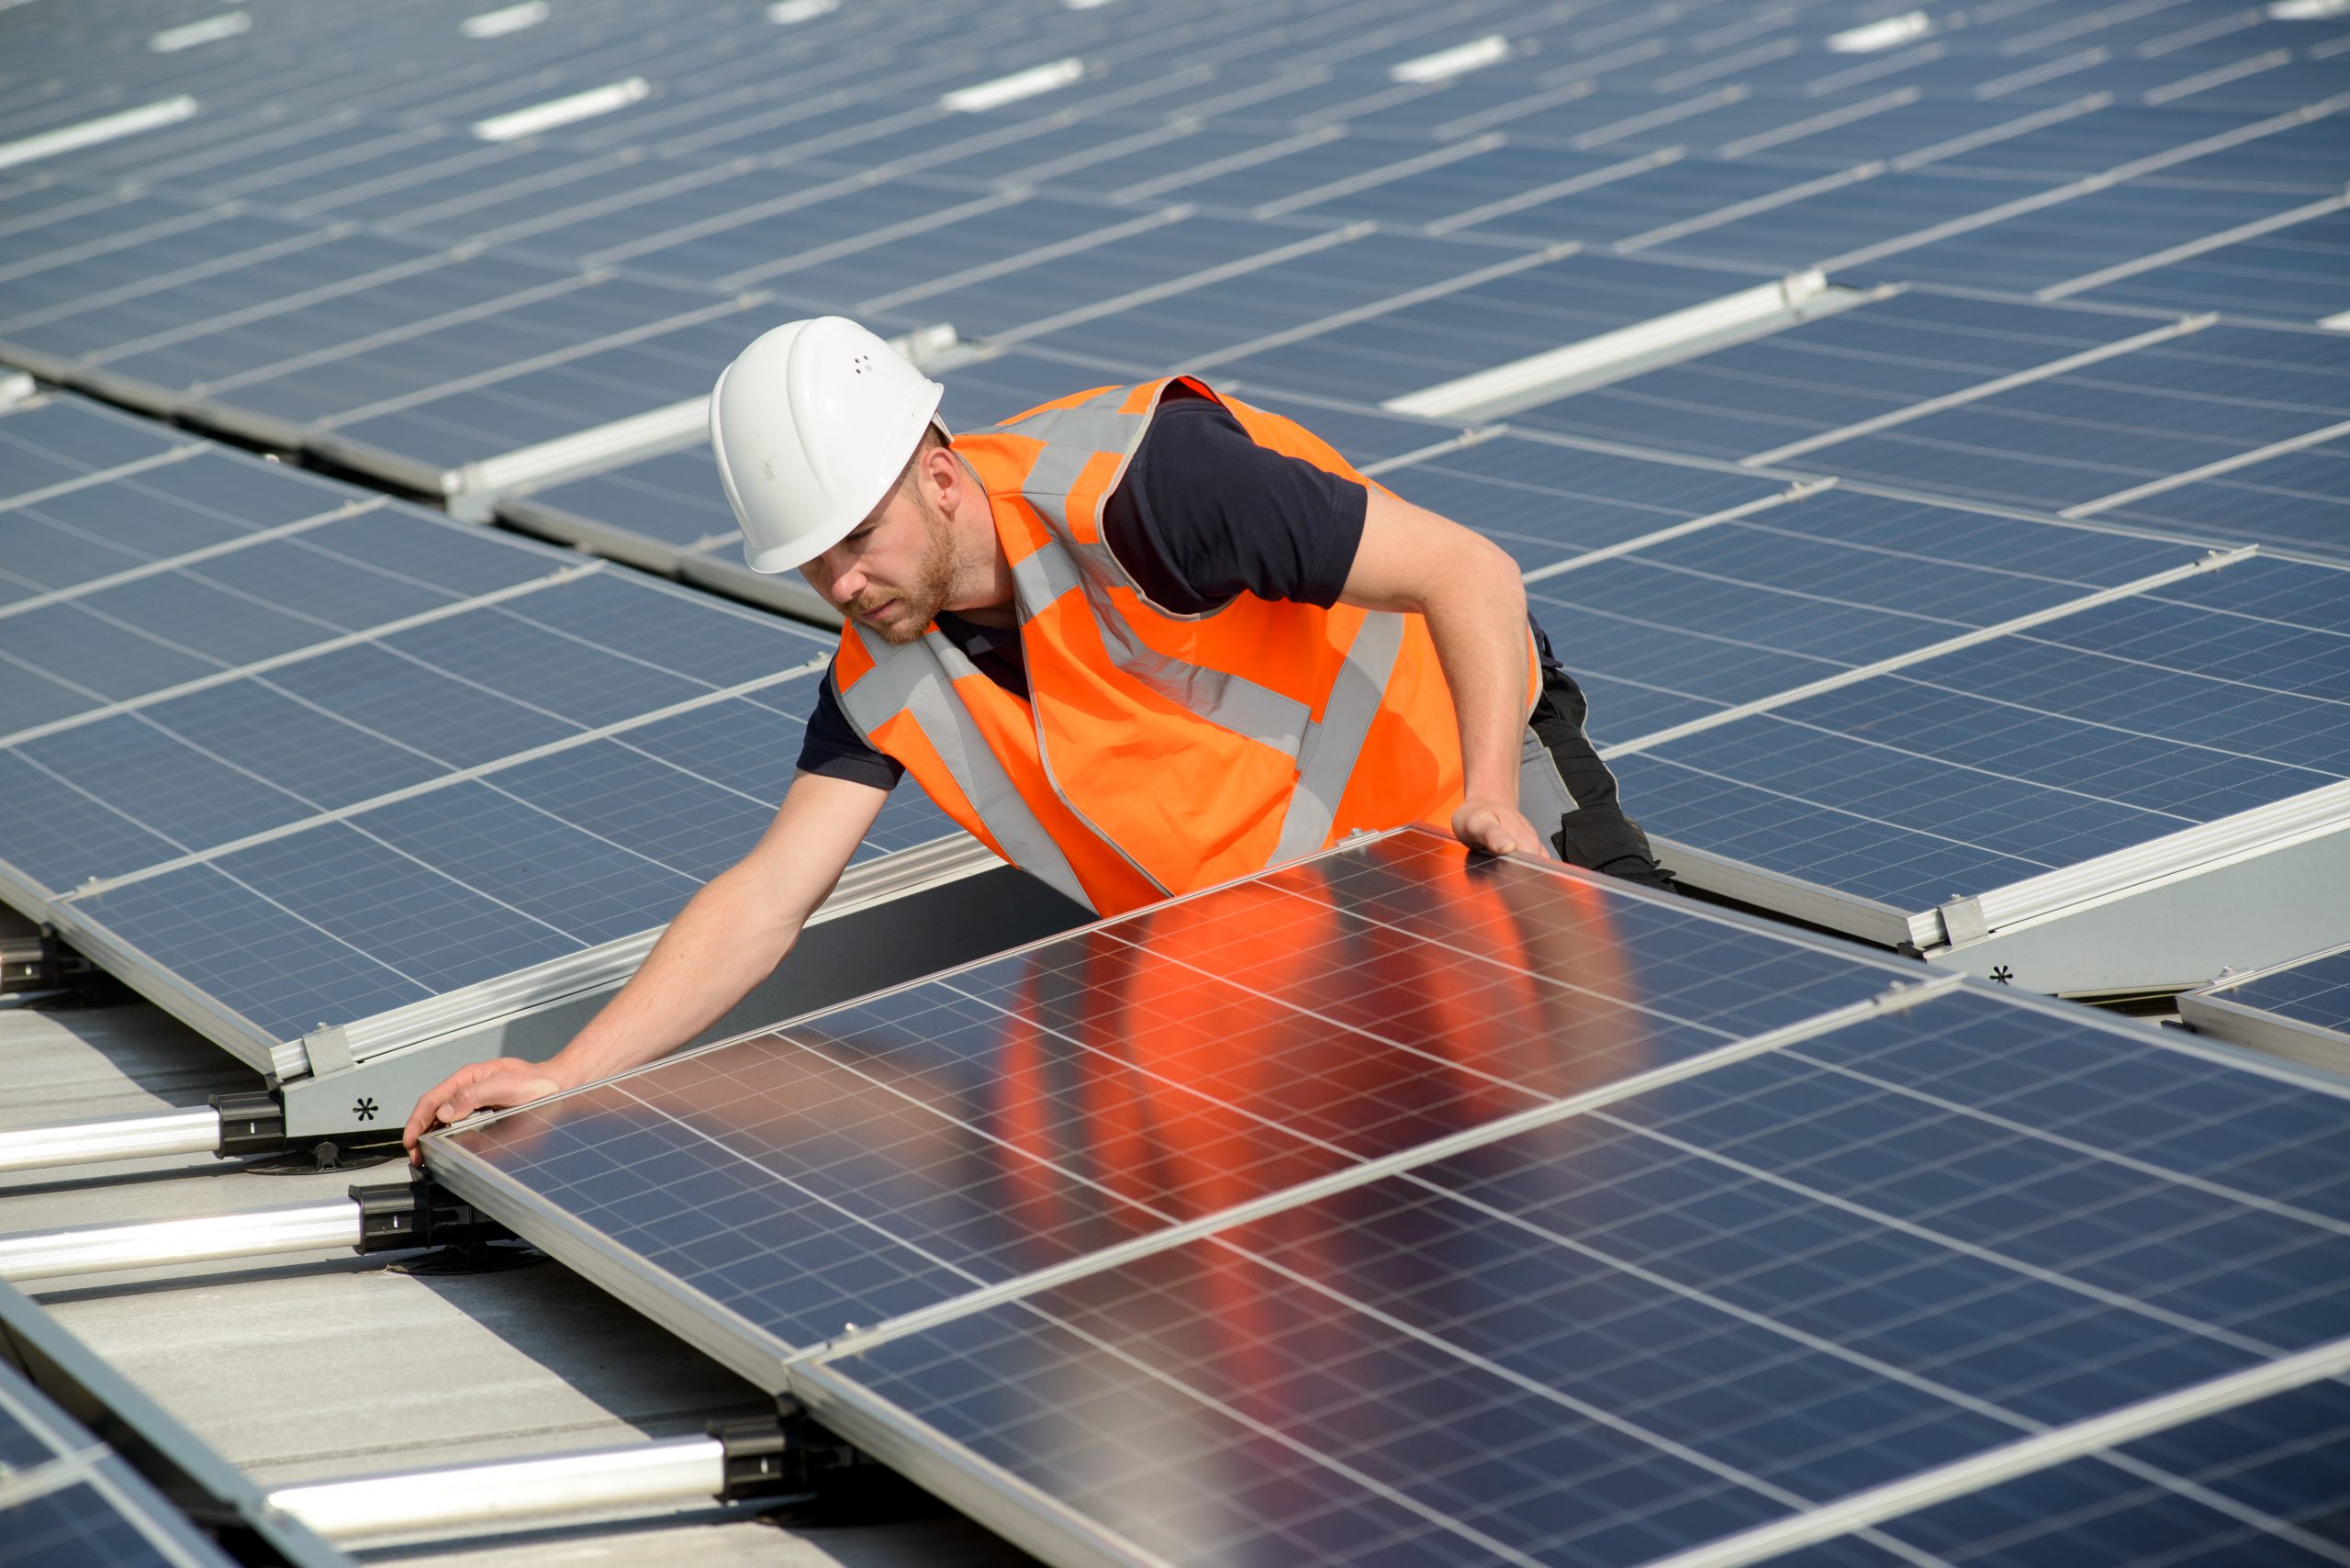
[803,466,957,646]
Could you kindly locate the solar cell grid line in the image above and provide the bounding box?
[424,829,1932,1381]
[1500,287,2200,465]
[1598,554,2350,943]
[1187,249,1770,408]
[0,398,195,512]
[0,534,589,751]
[1523,487,2215,745]
[1375,432,1797,573]
[1761,1379,2350,1568]
[1779,323,2350,515]
[784,983,2350,1568]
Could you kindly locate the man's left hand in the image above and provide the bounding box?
[1451,798,1553,861]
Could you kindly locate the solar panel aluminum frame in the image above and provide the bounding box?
[2178,938,2350,1077]
[1650,791,2350,996]
[420,825,1950,1395]
[0,1277,352,1568]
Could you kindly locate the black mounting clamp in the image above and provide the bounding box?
[211,1090,288,1158]
[349,1177,510,1260]
[709,1405,864,1502]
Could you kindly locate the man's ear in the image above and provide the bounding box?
[926,441,964,511]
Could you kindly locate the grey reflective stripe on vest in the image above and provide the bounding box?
[1009,390,1317,756]
[1000,402,1151,457]
[1011,535,1315,755]
[1271,610,1409,863]
[833,625,1091,910]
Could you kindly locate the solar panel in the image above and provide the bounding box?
[2179,940,2350,1074]
[430,831,1919,1367]
[1783,323,2350,514]
[1774,1378,2350,1568]
[1379,434,1791,574]
[0,1361,249,1568]
[1505,287,2180,464]
[1193,251,1776,406]
[1523,482,2207,745]
[2059,204,2350,326]
[1605,552,2350,966]
[433,830,2350,1568]
[0,401,977,1075]
[2086,435,2350,562]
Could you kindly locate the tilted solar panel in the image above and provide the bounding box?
[430,831,1917,1366]
[1767,1379,2350,1568]
[0,1356,273,1568]
[2180,940,2350,1074]
[0,398,968,1089]
[431,829,2350,1568]
[1604,552,2350,988]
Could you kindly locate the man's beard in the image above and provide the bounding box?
[855,488,958,646]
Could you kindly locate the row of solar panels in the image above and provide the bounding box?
[0,393,961,1077]
[426,828,2350,1568]
[3,0,2344,515]
[5,357,2344,1102]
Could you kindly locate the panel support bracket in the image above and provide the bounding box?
[1938,895,1990,947]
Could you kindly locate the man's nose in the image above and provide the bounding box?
[823,552,864,605]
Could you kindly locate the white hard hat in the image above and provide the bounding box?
[710,316,945,574]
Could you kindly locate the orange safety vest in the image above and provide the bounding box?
[830,377,1541,917]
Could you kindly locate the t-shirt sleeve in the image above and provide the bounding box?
[1102,394,1368,616]
[796,661,905,790]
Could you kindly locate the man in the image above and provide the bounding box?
[403,317,1668,1159]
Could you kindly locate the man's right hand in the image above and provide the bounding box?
[402,1058,564,1165]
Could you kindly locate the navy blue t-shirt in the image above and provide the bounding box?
[798,390,1557,788]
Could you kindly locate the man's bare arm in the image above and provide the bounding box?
[1340,486,1547,859]
[401,769,889,1159]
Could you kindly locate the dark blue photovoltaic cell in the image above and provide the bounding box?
[1786,325,2350,510]
[2094,436,2350,561]
[1505,289,2166,462]
[1529,487,2198,745]
[2071,207,2350,324]
[2217,945,2350,1036]
[1767,1381,2350,1568]
[63,861,436,1040]
[1,451,361,602]
[505,446,739,553]
[0,398,188,502]
[442,834,1904,1352]
[1378,435,1786,570]
[800,986,2350,1568]
[1174,252,1743,406]
[0,1361,245,1568]
[1609,550,2350,906]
